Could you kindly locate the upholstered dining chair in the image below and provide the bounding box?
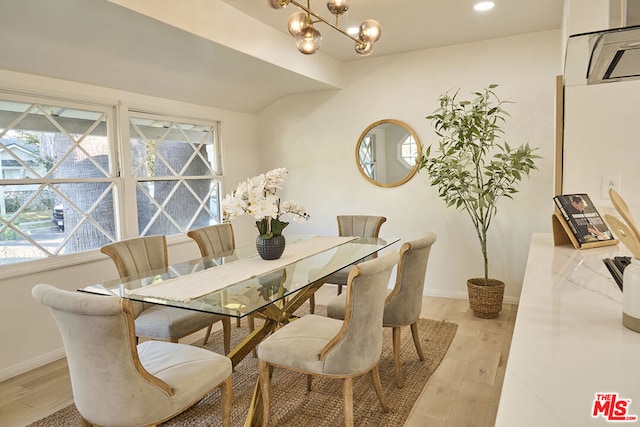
[100,236,231,354]
[187,223,236,259]
[326,232,437,388]
[257,250,399,427]
[187,223,247,329]
[309,215,387,313]
[32,284,232,427]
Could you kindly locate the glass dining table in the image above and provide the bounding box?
[79,234,399,368]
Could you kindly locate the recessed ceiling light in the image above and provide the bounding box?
[474,1,495,12]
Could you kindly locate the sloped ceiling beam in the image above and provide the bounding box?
[107,0,344,88]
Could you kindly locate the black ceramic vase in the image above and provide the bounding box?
[256,235,286,260]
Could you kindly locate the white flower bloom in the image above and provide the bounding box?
[265,168,287,192]
[220,168,309,234]
[281,200,309,223]
[248,174,266,192]
[246,186,265,204]
[221,193,246,220]
[290,214,308,224]
[234,180,249,198]
[249,198,278,220]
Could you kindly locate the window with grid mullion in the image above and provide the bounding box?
[0,94,223,266]
[0,95,117,264]
[129,113,222,237]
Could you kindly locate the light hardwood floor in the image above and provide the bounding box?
[0,289,517,427]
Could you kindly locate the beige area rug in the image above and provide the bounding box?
[29,306,457,427]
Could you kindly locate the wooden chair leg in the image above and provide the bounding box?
[309,294,315,314]
[236,317,241,328]
[80,417,92,427]
[342,377,354,427]
[258,360,271,427]
[392,326,403,388]
[337,284,343,295]
[410,321,425,361]
[371,365,390,412]
[203,325,213,345]
[306,374,313,392]
[220,376,232,427]
[222,318,231,355]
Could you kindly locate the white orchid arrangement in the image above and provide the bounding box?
[221,167,310,239]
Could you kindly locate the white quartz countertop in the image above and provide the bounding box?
[495,233,640,426]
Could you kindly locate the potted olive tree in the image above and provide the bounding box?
[418,84,539,318]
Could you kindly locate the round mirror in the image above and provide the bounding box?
[355,119,422,188]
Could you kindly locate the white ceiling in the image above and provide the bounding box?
[224,0,564,62]
[0,0,564,114]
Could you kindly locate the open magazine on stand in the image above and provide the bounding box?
[552,193,617,250]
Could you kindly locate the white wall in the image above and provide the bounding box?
[563,80,640,216]
[564,0,609,37]
[257,30,562,302]
[0,70,261,381]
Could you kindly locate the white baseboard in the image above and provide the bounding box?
[424,288,468,300]
[423,288,520,305]
[503,295,520,305]
[0,348,66,382]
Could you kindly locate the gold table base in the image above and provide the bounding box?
[223,279,328,426]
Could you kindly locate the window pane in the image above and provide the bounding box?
[400,135,417,166]
[359,135,376,180]
[129,117,218,178]
[130,113,222,238]
[53,182,116,246]
[0,182,115,264]
[136,179,221,236]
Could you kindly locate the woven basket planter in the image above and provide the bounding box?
[467,278,505,319]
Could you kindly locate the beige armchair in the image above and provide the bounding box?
[32,284,232,427]
[327,232,437,388]
[309,215,386,313]
[100,236,231,354]
[257,251,399,427]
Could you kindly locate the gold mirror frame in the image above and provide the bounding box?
[355,119,422,188]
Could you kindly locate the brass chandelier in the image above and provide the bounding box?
[266,0,382,56]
